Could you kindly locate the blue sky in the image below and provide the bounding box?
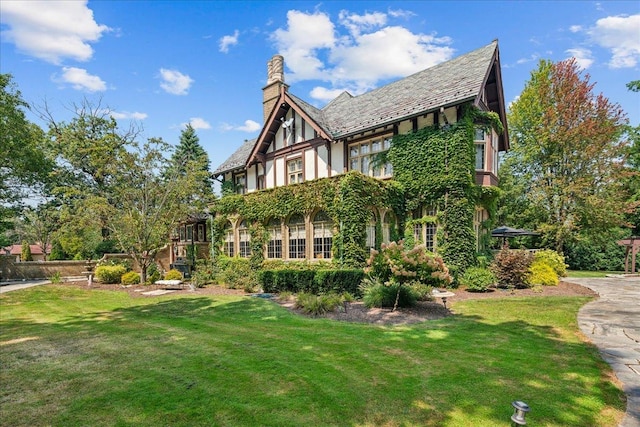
[1,1,639,177]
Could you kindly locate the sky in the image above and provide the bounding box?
[1,0,639,180]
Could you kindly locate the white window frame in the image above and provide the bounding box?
[287,158,303,184]
[348,136,393,178]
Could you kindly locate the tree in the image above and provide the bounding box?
[623,81,640,234]
[0,74,52,246]
[18,204,60,261]
[503,59,629,252]
[102,138,208,282]
[167,124,214,209]
[21,240,32,261]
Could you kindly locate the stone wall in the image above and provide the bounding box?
[0,257,95,281]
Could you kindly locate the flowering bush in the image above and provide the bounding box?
[364,241,452,310]
[533,249,567,277]
[365,241,452,287]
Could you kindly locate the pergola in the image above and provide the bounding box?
[617,236,640,274]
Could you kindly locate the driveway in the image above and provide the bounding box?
[572,276,640,427]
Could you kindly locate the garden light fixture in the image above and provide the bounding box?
[511,400,530,426]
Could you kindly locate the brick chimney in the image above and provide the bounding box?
[263,54,287,123]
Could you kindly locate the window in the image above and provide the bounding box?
[198,224,205,242]
[382,212,395,244]
[288,214,306,259]
[179,226,186,241]
[475,143,485,170]
[412,207,437,252]
[312,211,333,259]
[186,225,193,241]
[267,218,282,259]
[238,221,251,258]
[474,128,485,141]
[223,222,234,257]
[234,174,246,194]
[287,158,303,184]
[348,137,393,177]
[366,212,376,249]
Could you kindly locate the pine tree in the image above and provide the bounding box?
[21,240,33,261]
[169,124,213,208]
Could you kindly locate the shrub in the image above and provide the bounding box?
[95,265,127,284]
[364,241,451,310]
[216,257,257,290]
[258,268,364,295]
[121,271,141,285]
[295,292,344,316]
[365,241,453,287]
[410,281,434,301]
[459,267,496,292]
[490,248,533,289]
[360,277,418,309]
[190,260,217,288]
[564,230,626,271]
[48,271,62,284]
[164,269,183,281]
[146,263,161,285]
[534,249,567,277]
[527,261,559,286]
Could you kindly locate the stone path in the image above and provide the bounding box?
[572,276,640,427]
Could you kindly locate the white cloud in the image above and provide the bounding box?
[272,10,336,82]
[338,10,387,36]
[516,53,540,65]
[566,48,594,69]
[56,67,106,92]
[188,117,212,130]
[309,87,349,102]
[159,68,193,95]
[219,30,239,53]
[271,9,454,99]
[110,111,148,120]
[589,14,640,68]
[220,120,261,132]
[0,0,110,64]
[388,8,416,19]
[569,25,582,33]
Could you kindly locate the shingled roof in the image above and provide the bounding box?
[213,138,256,175]
[215,41,501,175]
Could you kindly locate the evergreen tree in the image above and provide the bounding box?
[21,240,32,261]
[169,124,213,208]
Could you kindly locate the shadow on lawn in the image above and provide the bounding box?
[0,292,626,427]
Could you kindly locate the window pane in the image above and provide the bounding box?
[474,128,485,141]
[475,144,485,169]
[361,144,369,154]
[350,146,359,157]
[371,140,381,152]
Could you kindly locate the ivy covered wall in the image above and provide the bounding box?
[211,172,405,267]
[211,106,502,273]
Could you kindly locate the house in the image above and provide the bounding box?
[2,244,51,262]
[212,40,509,267]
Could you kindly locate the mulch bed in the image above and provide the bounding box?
[58,279,597,325]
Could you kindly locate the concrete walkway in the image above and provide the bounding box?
[572,276,640,427]
[0,279,50,293]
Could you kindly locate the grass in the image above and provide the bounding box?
[0,285,625,427]
[566,270,625,278]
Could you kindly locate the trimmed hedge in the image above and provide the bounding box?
[259,268,364,295]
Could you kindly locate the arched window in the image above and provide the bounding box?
[267,218,282,259]
[223,222,234,257]
[238,220,251,258]
[366,211,376,249]
[288,214,306,259]
[312,211,333,259]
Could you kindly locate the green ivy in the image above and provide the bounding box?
[211,172,404,267]
[388,106,502,274]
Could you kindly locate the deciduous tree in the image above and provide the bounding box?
[503,59,629,252]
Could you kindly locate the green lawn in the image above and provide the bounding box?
[0,285,625,426]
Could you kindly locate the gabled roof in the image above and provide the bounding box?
[215,40,506,175]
